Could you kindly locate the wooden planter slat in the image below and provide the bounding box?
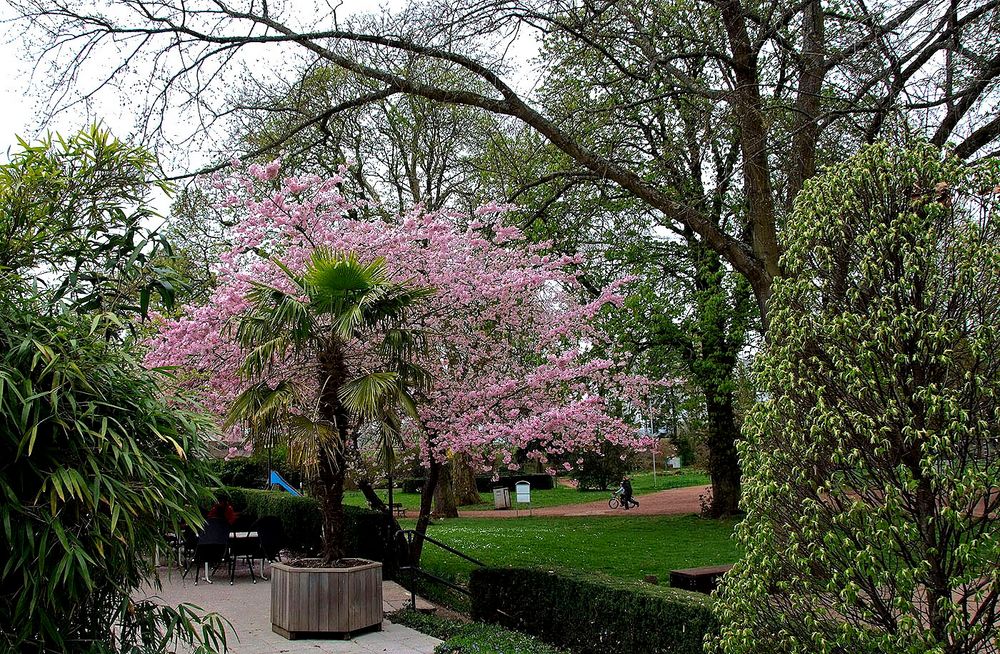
[271,560,383,639]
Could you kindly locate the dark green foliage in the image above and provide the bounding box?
[0,302,226,653]
[470,567,717,654]
[0,126,179,317]
[209,451,302,490]
[401,478,424,493]
[671,434,696,467]
[473,474,555,493]
[436,623,568,654]
[389,609,567,654]
[569,442,634,490]
[401,474,555,494]
[222,488,391,561]
[386,609,467,641]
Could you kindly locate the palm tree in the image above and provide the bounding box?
[226,249,432,563]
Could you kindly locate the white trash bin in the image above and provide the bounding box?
[493,487,511,509]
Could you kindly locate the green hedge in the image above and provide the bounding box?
[469,567,717,654]
[221,488,392,562]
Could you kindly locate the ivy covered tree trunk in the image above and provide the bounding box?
[704,390,741,517]
[432,460,459,518]
[687,238,748,518]
[451,454,482,506]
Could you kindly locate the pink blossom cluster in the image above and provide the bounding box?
[145,161,657,472]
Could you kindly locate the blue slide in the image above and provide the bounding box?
[269,470,301,496]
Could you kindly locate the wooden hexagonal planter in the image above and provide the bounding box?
[270,559,383,639]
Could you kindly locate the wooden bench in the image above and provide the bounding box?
[669,564,733,594]
[390,503,406,518]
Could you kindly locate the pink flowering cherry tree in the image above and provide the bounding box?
[146,161,653,561]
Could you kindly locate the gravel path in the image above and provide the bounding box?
[457,484,710,518]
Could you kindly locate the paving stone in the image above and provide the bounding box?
[141,566,442,654]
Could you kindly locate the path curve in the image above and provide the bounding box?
[457,485,710,518]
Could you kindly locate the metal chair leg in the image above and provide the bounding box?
[203,561,214,584]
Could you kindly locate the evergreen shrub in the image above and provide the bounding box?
[469,567,716,654]
[223,488,391,560]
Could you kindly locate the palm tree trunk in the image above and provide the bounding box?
[317,343,350,563]
[316,444,347,562]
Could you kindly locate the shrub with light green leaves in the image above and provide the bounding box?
[713,143,1000,653]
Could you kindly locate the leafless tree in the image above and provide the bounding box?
[10,0,998,324]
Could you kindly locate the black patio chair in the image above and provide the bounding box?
[230,512,254,533]
[178,525,198,569]
[227,526,259,585]
[183,518,230,585]
[252,516,285,580]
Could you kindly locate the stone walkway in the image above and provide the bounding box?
[143,567,441,654]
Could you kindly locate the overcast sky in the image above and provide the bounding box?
[0,0,540,221]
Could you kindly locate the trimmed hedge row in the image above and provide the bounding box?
[401,473,555,494]
[469,567,718,654]
[221,487,392,562]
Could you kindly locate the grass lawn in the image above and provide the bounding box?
[399,514,738,585]
[343,469,710,512]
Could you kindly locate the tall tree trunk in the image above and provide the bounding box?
[432,460,459,518]
[705,391,741,517]
[317,343,350,563]
[316,444,347,562]
[409,458,442,563]
[688,240,746,517]
[451,454,482,505]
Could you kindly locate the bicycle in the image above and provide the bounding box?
[609,491,639,510]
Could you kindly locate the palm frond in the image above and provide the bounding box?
[375,409,404,470]
[398,388,421,421]
[360,284,435,328]
[338,371,400,419]
[286,414,342,474]
[224,380,298,446]
[331,304,365,340]
[380,327,429,362]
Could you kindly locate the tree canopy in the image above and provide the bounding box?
[11,0,999,323]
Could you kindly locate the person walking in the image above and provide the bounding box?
[620,476,637,510]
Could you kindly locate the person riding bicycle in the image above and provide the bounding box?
[619,476,638,510]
